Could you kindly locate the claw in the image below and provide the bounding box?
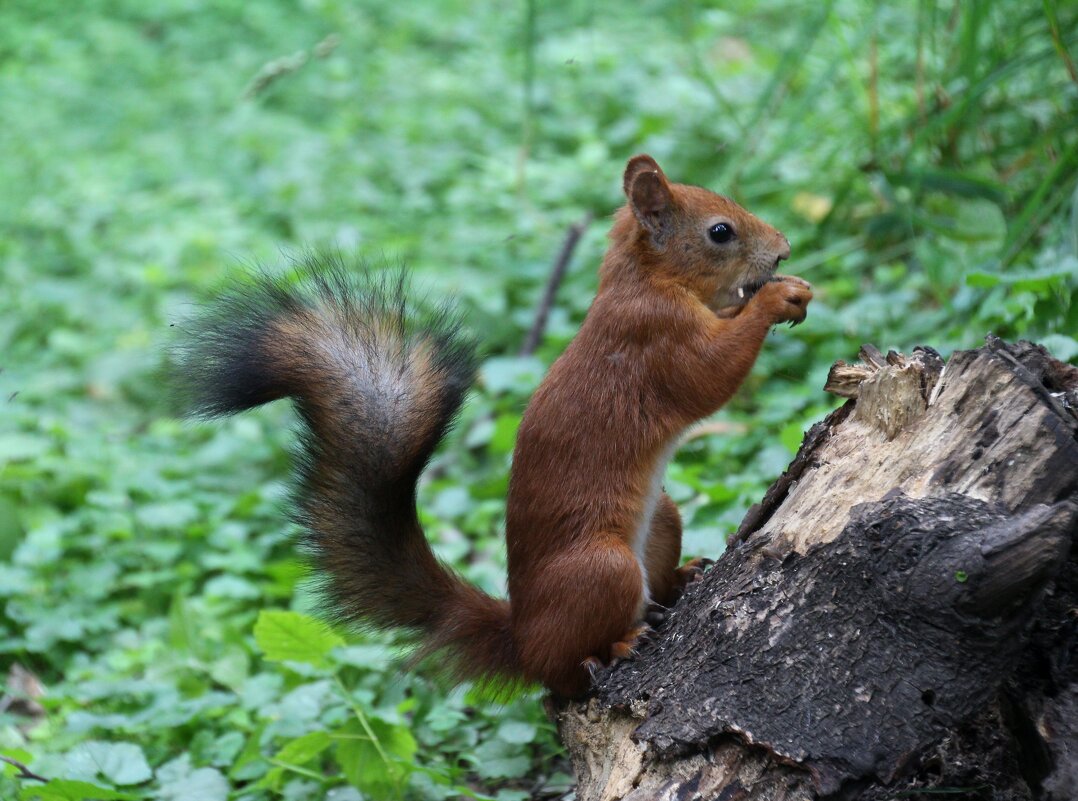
[582,622,654,679]
[582,656,604,679]
[636,624,659,644]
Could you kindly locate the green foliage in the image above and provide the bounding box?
[253,611,345,670]
[0,0,1075,798]
[20,780,139,801]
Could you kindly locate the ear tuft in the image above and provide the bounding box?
[623,154,665,197]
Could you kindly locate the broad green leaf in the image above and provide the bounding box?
[19,780,137,801]
[1040,334,1078,363]
[252,765,284,792]
[157,767,229,801]
[134,501,200,531]
[966,264,1077,291]
[964,271,1001,288]
[229,725,269,782]
[254,610,344,668]
[331,643,395,672]
[337,718,417,797]
[480,357,545,394]
[779,420,805,455]
[190,730,245,769]
[324,787,364,801]
[71,741,151,786]
[490,414,522,456]
[495,720,537,745]
[274,731,332,765]
[203,574,260,599]
[1,748,34,770]
[424,704,468,733]
[0,495,23,559]
[469,738,532,779]
[492,791,529,801]
[0,434,51,462]
[473,754,530,780]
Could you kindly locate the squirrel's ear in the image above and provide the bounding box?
[624,155,672,237]
[623,154,666,196]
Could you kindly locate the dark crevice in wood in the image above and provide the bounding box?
[559,338,1078,801]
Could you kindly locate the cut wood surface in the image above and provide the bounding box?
[557,337,1078,801]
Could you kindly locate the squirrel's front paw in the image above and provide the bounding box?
[756,275,813,326]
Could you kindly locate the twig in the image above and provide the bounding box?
[520,213,593,356]
[0,754,47,783]
[242,50,309,100]
[242,33,340,100]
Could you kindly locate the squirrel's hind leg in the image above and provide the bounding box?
[515,536,644,697]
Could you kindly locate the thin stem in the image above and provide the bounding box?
[1043,0,1078,87]
[332,675,391,767]
[0,755,47,783]
[520,213,593,356]
[268,759,328,781]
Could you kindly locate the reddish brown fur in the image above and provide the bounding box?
[504,155,811,695]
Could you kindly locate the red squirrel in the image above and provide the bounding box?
[177,155,812,697]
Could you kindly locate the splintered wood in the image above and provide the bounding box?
[824,344,944,438]
[558,337,1078,801]
[741,339,1074,555]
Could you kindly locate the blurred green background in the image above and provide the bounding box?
[1,0,1076,799]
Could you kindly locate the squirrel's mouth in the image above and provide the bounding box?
[735,276,770,302]
[711,272,779,317]
[722,275,771,308]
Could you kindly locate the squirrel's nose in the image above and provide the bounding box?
[775,235,791,263]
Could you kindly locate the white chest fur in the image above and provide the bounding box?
[632,439,680,606]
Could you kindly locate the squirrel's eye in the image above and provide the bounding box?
[708,222,735,244]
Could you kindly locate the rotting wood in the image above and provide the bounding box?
[557,337,1078,801]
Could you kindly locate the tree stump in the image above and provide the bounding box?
[556,337,1078,801]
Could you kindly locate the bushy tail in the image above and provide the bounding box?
[175,257,518,687]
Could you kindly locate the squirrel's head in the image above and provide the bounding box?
[611,154,791,312]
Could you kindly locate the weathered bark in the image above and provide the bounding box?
[557,337,1078,801]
